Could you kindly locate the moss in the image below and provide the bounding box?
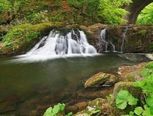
[0,0,12,24]
[137,30,147,37]
[148,43,153,50]
[0,22,63,55]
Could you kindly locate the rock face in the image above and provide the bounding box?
[84,72,118,88]
[105,26,153,53]
[1,23,153,56]
[118,62,146,82]
[74,98,114,116]
[80,24,153,53]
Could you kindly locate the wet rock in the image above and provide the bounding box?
[118,53,150,62]
[74,98,114,116]
[84,72,119,88]
[0,95,19,114]
[107,25,153,53]
[66,101,88,113]
[145,53,153,60]
[118,63,146,82]
[76,88,113,99]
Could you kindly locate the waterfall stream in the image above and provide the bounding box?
[99,26,128,53]
[17,30,97,61]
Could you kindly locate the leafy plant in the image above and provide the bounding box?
[115,90,138,110]
[86,106,101,115]
[116,62,153,116]
[0,0,12,13]
[98,0,132,24]
[43,103,73,116]
[137,3,153,25]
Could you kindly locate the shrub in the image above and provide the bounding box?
[98,0,132,24]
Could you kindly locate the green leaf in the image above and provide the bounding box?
[128,95,138,106]
[146,95,153,108]
[134,107,143,115]
[117,90,129,100]
[43,107,53,116]
[43,103,66,116]
[66,112,73,116]
[116,101,127,110]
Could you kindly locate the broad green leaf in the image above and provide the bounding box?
[116,101,127,110]
[128,95,138,106]
[134,107,143,115]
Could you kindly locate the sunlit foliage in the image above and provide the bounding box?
[137,3,153,25]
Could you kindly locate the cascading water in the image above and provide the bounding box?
[98,27,128,53]
[97,29,108,52]
[120,26,129,53]
[98,28,117,53]
[17,29,97,61]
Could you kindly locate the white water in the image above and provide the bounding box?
[99,29,109,52]
[99,29,116,52]
[99,27,128,53]
[120,26,129,53]
[16,30,97,61]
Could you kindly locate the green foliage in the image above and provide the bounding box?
[134,107,143,115]
[1,22,55,52]
[98,0,132,24]
[137,3,153,25]
[125,106,152,116]
[43,103,72,116]
[67,0,100,23]
[3,24,40,47]
[44,103,65,116]
[116,62,153,116]
[0,0,133,25]
[115,90,138,110]
[135,62,153,94]
[86,106,101,115]
[0,0,12,13]
[25,11,49,24]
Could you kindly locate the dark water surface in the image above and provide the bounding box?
[0,54,136,115]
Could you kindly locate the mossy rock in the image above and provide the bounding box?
[74,98,114,116]
[0,22,63,55]
[84,72,118,88]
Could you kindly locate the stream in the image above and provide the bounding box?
[0,54,139,115]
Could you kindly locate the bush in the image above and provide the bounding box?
[137,3,153,25]
[115,62,153,116]
[0,22,61,54]
[0,0,12,13]
[98,0,132,24]
[43,103,72,116]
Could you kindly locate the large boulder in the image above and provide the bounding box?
[84,72,119,88]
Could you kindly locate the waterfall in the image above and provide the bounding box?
[17,29,97,61]
[98,29,108,52]
[98,28,116,52]
[120,26,128,53]
[99,27,128,53]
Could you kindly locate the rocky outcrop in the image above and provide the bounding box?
[1,23,153,56]
[106,25,153,53]
[84,72,119,88]
[80,24,153,53]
